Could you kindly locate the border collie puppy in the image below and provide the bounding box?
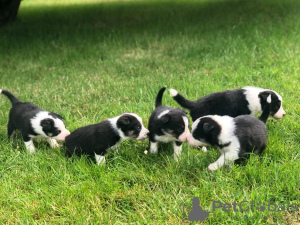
[0,89,70,154]
[170,86,286,122]
[64,113,149,165]
[148,86,190,161]
[187,94,272,171]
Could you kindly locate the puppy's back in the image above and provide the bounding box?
[234,115,267,156]
[65,120,120,157]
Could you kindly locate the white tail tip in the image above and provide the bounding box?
[267,94,271,103]
[0,89,2,93]
[170,89,178,97]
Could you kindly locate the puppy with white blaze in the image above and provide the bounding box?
[64,113,149,165]
[187,94,273,171]
[170,86,286,122]
[148,86,190,161]
[0,89,70,154]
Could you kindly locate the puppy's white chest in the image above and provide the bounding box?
[154,134,177,143]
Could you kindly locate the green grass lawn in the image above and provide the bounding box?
[0,0,299,224]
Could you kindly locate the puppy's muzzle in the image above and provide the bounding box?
[137,128,149,140]
[55,129,71,141]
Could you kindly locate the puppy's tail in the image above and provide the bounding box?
[0,89,21,104]
[155,86,167,108]
[169,88,195,109]
[259,94,271,124]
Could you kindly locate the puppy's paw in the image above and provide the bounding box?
[149,149,158,154]
[52,142,61,148]
[201,146,207,152]
[47,139,61,148]
[208,163,218,171]
[29,149,36,154]
[173,153,180,162]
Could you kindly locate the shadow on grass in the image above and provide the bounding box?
[1,0,299,52]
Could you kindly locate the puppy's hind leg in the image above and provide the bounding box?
[173,141,183,162]
[94,153,106,166]
[22,135,36,154]
[7,120,16,140]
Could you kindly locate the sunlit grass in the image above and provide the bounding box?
[0,0,299,224]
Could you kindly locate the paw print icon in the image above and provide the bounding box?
[256,201,266,211]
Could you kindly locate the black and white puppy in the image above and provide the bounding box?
[170,86,286,122]
[0,89,70,154]
[65,113,149,165]
[187,94,272,171]
[148,86,190,161]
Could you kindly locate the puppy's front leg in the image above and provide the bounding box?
[23,138,36,154]
[173,141,183,162]
[208,154,225,170]
[208,151,239,170]
[201,146,207,152]
[149,141,158,154]
[94,153,106,166]
[47,138,60,148]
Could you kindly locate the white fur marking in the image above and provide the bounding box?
[169,89,178,97]
[188,118,209,147]
[177,116,190,142]
[273,107,286,119]
[243,87,265,116]
[189,115,241,170]
[154,133,177,143]
[202,146,207,152]
[25,140,36,154]
[30,111,70,141]
[243,86,285,118]
[47,138,60,148]
[173,142,182,162]
[187,134,205,147]
[208,151,239,170]
[149,141,158,154]
[157,110,170,119]
[109,113,148,141]
[137,126,149,140]
[267,94,271,103]
[94,154,105,166]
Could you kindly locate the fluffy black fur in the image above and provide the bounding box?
[171,87,284,121]
[148,86,189,160]
[65,113,148,163]
[188,94,272,170]
[1,89,69,153]
[65,120,121,158]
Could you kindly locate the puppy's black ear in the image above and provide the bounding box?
[117,116,130,127]
[41,119,53,131]
[259,91,273,102]
[160,114,170,124]
[203,122,214,134]
[180,109,188,115]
